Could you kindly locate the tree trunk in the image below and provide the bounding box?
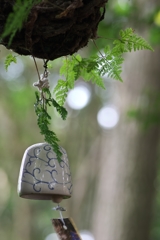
[92,48,160,240]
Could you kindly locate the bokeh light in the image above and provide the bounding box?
[67,84,91,110]
[80,230,95,240]
[97,106,119,129]
[45,233,58,240]
[45,230,95,240]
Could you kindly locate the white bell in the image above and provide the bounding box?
[17,143,72,203]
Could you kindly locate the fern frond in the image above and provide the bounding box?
[85,58,99,72]
[1,0,42,44]
[5,54,17,70]
[53,28,153,106]
[97,46,124,82]
[54,56,87,106]
[53,79,69,106]
[34,92,62,162]
[72,56,87,79]
[60,57,77,89]
[73,56,105,88]
[97,28,153,82]
[111,40,128,55]
[81,67,105,88]
[51,98,68,120]
[117,28,154,52]
[43,88,68,120]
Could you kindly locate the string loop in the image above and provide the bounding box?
[33,70,50,91]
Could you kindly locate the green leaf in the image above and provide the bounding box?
[34,92,63,162]
[118,28,154,52]
[51,98,68,120]
[53,80,69,106]
[5,54,17,71]
[54,28,153,106]
[96,46,124,82]
[1,0,42,45]
[60,58,76,89]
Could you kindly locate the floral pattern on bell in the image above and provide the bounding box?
[18,143,72,201]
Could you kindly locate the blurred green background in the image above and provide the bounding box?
[0,0,160,240]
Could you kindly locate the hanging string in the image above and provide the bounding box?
[59,210,67,230]
[52,204,68,230]
[33,58,50,91]
[32,56,41,81]
[32,57,50,111]
[43,59,49,72]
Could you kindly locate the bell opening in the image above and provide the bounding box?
[19,193,71,202]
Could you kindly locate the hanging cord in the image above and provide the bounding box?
[33,57,50,92]
[32,57,50,111]
[52,204,68,230]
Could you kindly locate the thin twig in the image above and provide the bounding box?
[92,39,104,58]
[97,36,116,41]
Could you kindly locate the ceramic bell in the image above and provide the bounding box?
[18,143,72,203]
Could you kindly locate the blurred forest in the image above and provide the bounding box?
[0,0,160,240]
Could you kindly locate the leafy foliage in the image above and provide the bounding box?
[34,88,67,162]
[4,54,17,71]
[54,55,105,106]
[53,80,69,106]
[2,12,153,158]
[117,28,153,51]
[44,88,67,120]
[1,0,42,45]
[54,28,153,105]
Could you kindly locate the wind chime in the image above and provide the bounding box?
[17,59,82,240]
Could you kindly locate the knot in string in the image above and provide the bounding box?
[33,70,50,91]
